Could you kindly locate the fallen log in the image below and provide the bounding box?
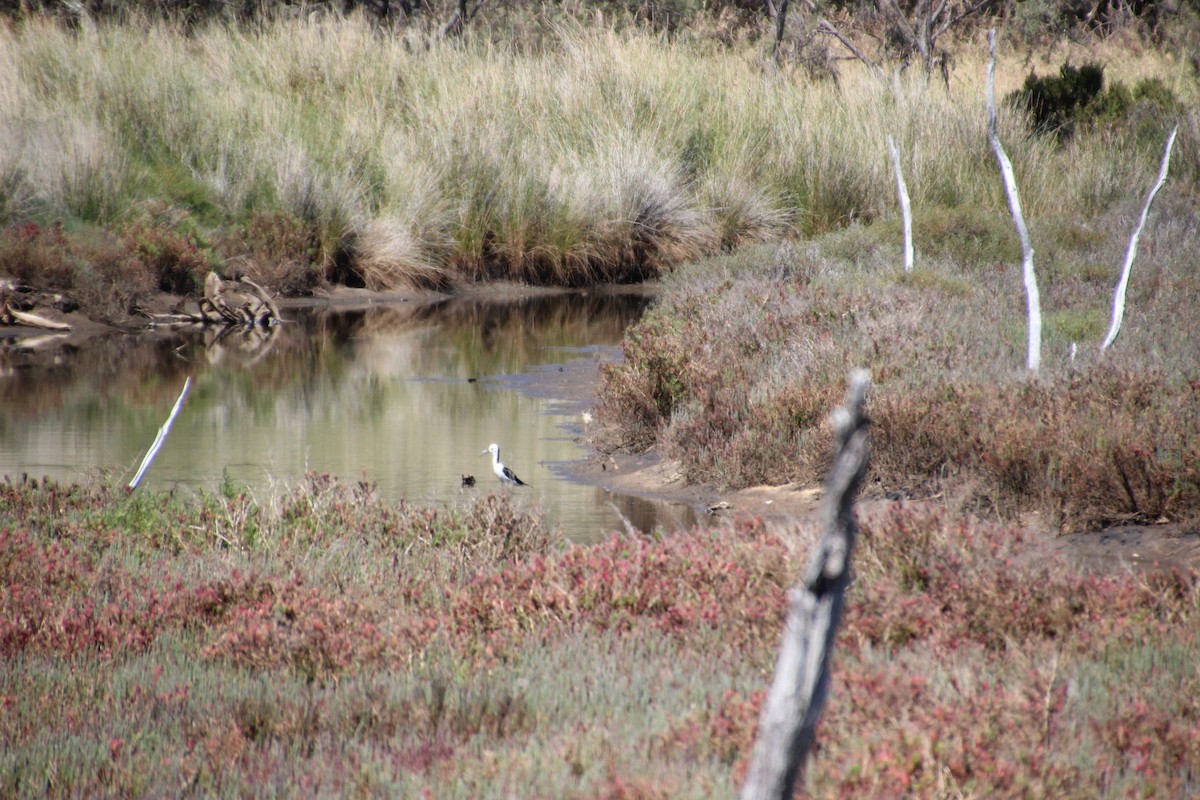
[6,308,72,331]
[0,282,73,330]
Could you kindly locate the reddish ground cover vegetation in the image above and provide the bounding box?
[1,475,1197,797]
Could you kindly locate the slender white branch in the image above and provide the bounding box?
[887,135,914,272]
[986,29,1041,372]
[128,376,192,490]
[1100,125,1178,351]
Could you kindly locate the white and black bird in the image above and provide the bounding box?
[482,443,531,487]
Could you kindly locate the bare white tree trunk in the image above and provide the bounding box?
[986,29,1041,373]
[739,369,871,800]
[887,135,914,272]
[129,376,192,490]
[1101,125,1178,351]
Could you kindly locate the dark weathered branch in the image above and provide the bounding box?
[817,19,886,82]
[936,0,990,37]
[441,0,488,37]
[882,0,919,50]
[771,0,792,64]
[794,0,886,82]
[441,0,467,36]
[740,368,871,800]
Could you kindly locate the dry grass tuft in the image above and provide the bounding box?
[351,218,453,291]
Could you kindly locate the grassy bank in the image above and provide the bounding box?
[1,476,1197,796]
[2,15,1197,323]
[597,182,1200,531]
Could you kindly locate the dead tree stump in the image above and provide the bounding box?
[740,368,871,800]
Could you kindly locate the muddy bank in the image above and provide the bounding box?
[558,438,1200,574]
[530,356,1200,574]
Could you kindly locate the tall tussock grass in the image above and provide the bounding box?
[5,15,1191,294]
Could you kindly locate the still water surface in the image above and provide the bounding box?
[0,291,699,543]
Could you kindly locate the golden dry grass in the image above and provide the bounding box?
[2,16,1192,290]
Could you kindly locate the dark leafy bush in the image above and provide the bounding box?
[1008,61,1106,139]
[1009,62,1184,143]
[121,203,221,296]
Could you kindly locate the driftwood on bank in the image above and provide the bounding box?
[148,272,282,329]
[0,282,73,331]
[740,369,871,800]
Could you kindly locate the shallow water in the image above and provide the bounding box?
[0,290,700,543]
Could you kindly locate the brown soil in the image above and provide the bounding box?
[556,446,1200,574]
[6,284,1196,575]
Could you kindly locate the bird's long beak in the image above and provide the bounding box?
[480,448,489,455]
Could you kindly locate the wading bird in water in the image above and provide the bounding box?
[482,443,531,487]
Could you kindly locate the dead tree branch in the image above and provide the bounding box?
[986,29,1041,372]
[1101,124,1178,351]
[441,0,489,37]
[782,0,886,82]
[879,0,989,85]
[128,376,192,491]
[740,368,872,800]
[887,134,914,272]
[771,0,792,64]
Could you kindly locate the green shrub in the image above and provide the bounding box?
[1008,61,1106,139]
[120,203,221,295]
[1009,62,1184,144]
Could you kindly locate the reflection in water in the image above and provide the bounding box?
[202,321,282,368]
[592,484,701,536]
[0,289,696,542]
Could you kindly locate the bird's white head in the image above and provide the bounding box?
[483,443,500,458]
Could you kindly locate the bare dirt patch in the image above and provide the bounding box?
[561,443,1200,573]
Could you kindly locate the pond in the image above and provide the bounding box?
[0,290,701,543]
